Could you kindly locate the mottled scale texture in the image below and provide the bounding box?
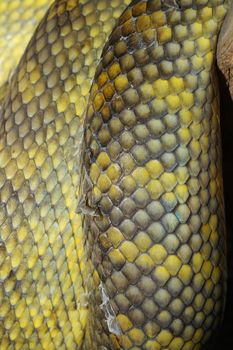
[0,0,130,349]
[83,0,229,349]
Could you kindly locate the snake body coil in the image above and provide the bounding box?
[0,0,230,349]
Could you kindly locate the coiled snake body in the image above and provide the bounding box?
[0,0,230,349]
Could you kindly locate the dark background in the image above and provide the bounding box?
[207,70,233,349]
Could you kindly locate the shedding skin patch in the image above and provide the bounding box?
[99,282,122,336]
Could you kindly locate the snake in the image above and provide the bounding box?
[0,0,230,349]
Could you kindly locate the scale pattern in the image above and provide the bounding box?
[83,0,229,349]
[0,0,130,349]
[0,0,53,88]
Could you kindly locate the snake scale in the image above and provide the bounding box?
[0,0,230,349]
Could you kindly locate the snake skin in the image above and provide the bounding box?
[0,0,230,349]
[0,0,130,349]
[0,0,53,88]
[82,0,229,349]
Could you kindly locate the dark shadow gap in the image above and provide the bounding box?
[207,69,233,349]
